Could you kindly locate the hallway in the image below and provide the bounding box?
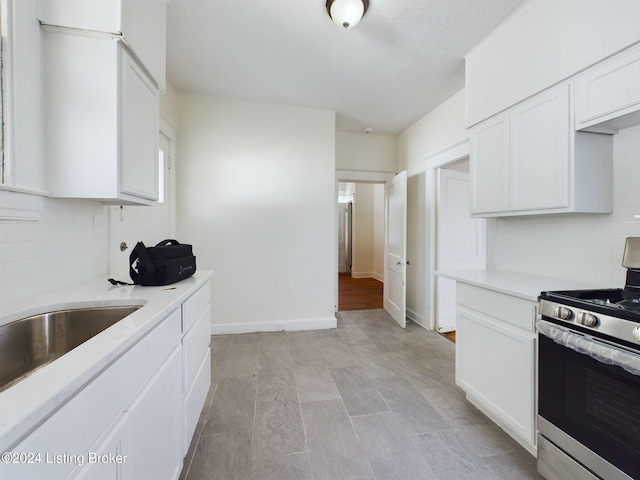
[180,310,541,480]
[338,273,383,311]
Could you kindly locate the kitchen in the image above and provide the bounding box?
[1,0,639,479]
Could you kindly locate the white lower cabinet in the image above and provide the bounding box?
[75,415,131,480]
[128,348,182,480]
[0,281,213,480]
[455,284,537,454]
[180,284,212,455]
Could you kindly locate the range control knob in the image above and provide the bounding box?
[555,306,574,320]
[578,312,599,328]
[632,327,640,343]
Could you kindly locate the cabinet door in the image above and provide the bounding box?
[119,47,159,201]
[576,44,640,128]
[128,347,182,480]
[183,349,211,456]
[456,307,536,446]
[510,85,570,211]
[74,414,131,480]
[470,113,510,214]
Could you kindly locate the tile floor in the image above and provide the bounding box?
[180,309,543,480]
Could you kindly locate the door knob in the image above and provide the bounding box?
[396,261,402,265]
[406,260,411,266]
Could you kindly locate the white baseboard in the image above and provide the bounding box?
[211,316,337,335]
[351,271,384,282]
[351,271,373,279]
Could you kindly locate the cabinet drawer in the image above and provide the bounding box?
[182,282,210,333]
[183,348,211,455]
[456,283,537,331]
[183,306,211,392]
[1,309,181,480]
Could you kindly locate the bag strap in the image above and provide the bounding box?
[130,241,156,284]
[155,239,180,247]
[107,241,163,286]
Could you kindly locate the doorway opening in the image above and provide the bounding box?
[337,181,385,311]
[434,157,486,339]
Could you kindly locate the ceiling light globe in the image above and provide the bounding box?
[327,0,368,29]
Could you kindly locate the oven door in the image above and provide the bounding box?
[537,320,640,480]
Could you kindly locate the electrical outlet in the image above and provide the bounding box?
[93,214,105,235]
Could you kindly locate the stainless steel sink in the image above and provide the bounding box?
[0,305,141,392]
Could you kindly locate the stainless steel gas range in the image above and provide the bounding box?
[537,237,640,480]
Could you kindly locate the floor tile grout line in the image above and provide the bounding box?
[288,330,319,480]
[249,346,260,478]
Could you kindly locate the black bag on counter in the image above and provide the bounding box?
[128,239,196,286]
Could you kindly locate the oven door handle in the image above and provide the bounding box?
[537,319,640,376]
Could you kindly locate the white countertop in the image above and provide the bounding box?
[435,269,597,302]
[0,271,213,451]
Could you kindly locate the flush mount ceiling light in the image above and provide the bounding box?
[326,0,369,29]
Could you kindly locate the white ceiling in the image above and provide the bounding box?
[166,0,526,135]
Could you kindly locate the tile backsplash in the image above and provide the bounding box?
[0,197,108,304]
[490,125,640,287]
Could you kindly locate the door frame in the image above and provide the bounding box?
[435,166,485,332]
[335,170,395,312]
[425,140,476,330]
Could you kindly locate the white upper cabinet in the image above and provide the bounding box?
[38,0,167,91]
[465,0,640,127]
[575,43,640,132]
[509,86,570,211]
[44,29,159,204]
[470,113,510,214]
[120,51,160,200]
[470,84,612,217]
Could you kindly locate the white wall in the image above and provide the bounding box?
[397,89,469,328]
[466,0,640,126]
[176,94,337,333]
[489,125,640,287]
[351,183,384,281]
[0,199,108,303]
[0,1,108,304]
[352,183,374,278]
[336,131,397,173]
[159,80,179,133]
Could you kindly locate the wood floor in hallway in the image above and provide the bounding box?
[338,273,383,311]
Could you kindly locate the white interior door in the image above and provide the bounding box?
[384,171,407,328]
[436,167,485,332]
